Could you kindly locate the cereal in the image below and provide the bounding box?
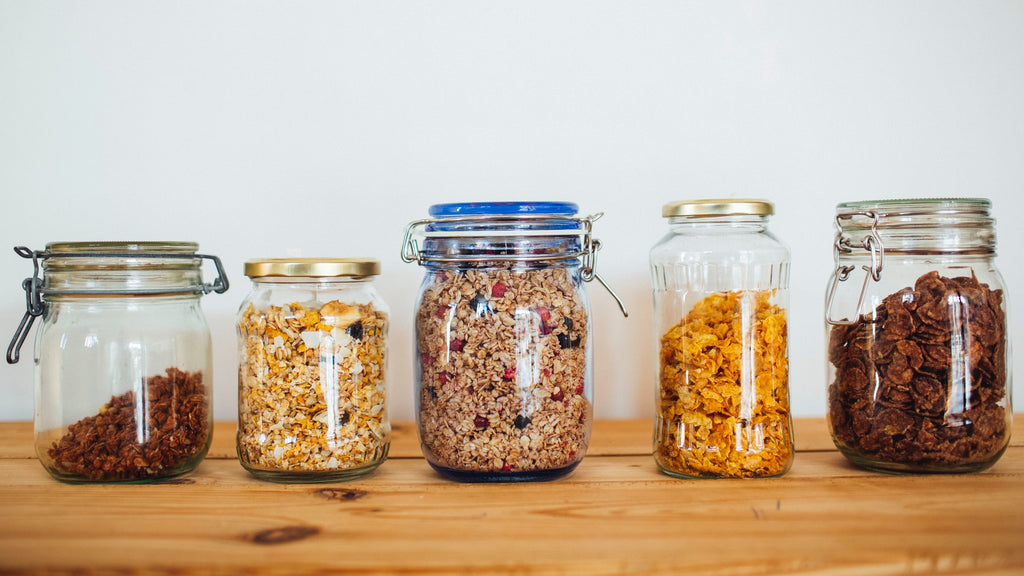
[828,271,1009,469]
[656,291,792,478]
[47,368,209,482]
[238,300,388,474]
[416,266,591,475]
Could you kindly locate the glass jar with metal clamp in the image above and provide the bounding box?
[825,199,1012,473]
[7,242,229,483]
[401,201,627,482]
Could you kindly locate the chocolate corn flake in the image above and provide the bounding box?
[828,270,1010,470]
[656,290,793,478]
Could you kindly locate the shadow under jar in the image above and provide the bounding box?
[236,259,390,482]
[402,202,624,482]
[825,198,1012,474]
[6,242,228,483]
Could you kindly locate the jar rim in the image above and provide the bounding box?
[45,241,200,254]
[662,199,773,218]
[41,241,204,273]
[428,201,578,218]
[835,198,991,215]
[244,258,380,278]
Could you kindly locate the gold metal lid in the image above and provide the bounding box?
[662,199,774,218]
[244,258,380,278]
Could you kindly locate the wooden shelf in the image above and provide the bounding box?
[2,417,1023,575]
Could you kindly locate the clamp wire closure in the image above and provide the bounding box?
[6,247,229,364]
[825,211,884,326]
[400,214,628,317]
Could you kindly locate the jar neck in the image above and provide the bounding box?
[421,236,583,261]
[666,214,769,233]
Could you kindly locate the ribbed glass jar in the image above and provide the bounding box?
[236,259,390,482]
[650,200,794,479]
[402,201,606,482]
[825,198,1012,473]
[8,242,227,483]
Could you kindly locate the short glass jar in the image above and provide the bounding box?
[402,201,624,482]
[650,200,794,479]
[236,259,390,482]
[825,198,1012,474]
[7,242,228,483]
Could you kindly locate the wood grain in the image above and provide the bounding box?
[0,417,861,459]
[1,418,1022,575]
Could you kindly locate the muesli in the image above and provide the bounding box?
[416,266,591,475]
[238,300,388,474]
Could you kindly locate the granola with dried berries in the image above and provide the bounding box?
[416,265,591,477]
[828,271,1009,470]
[656,290,793,478]
[238,300,388,477]
[47,367,210,482]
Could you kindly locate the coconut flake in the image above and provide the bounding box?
[299,331,321,349]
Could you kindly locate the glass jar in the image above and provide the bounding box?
[6,242,228,483]
[402,201,625,482]
[825,198,1012,474]
[650,200,794,479]
[236,259,390,482]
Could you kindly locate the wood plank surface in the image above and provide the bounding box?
[0,417,868,460]
[1,418,1022,575]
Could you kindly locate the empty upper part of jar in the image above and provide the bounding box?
[651,199,789,294]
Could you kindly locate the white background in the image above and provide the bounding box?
[1,2,1022,424]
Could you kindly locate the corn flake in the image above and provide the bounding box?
[656,290,793,478]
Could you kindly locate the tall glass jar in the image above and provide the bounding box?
[402,201,624,482]
[236,259,390,482]
[6,242,228,483]
[650,200,794,479]
[825,198,1012,473]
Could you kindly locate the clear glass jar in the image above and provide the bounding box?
[650,200,794,479]
[402,201,624,482]
[6,242,228,483]
[236,259,390,482]
[825,198,1012,474]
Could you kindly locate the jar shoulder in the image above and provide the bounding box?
[650,230,790,264]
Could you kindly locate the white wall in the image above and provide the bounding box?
[2,1,1022,424]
